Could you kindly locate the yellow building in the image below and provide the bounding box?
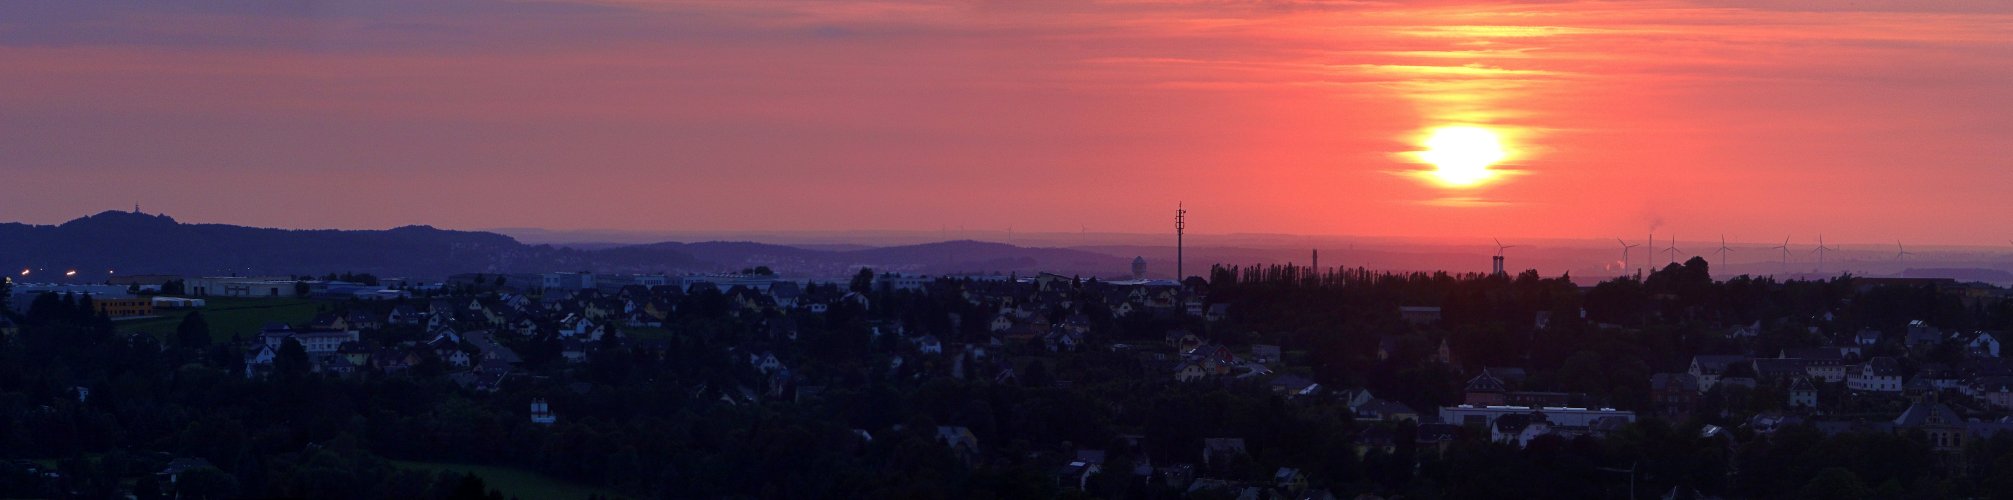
[95,298,155,318]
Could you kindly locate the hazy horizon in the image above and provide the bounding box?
[12,209,2013,285]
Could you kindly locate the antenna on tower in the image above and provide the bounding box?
[1176,203,1187,281]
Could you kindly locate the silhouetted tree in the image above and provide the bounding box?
[275,337,310,377]
[851,268,875,294]
[176,310,212,348]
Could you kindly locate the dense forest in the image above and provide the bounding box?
[3,260,2013,499]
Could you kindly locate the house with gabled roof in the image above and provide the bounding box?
[425,310,454,331]
[242,344,277,378]
[1205,303,1230,322]
[386,305,420,326]
[1789,378,1818,408]
[1689,355,1749,392]
[557,314,600,339]
[750,351,785,375]
[1972,377,2013,409]
[937,426,980,465]
[1848,357,1904,392]
[1172,361,1208,382]
[1906,320,1944,348]
[768,281,803,308]
[1061,313,1092,334]
[309,312,349,331]
[1967,331,2001,358]
[1894,393,1965,452]
[1043,328,1083,352]
[1464,370,1508,406]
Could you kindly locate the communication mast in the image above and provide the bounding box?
[1176,203,1186,281]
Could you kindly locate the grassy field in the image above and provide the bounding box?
[115,297,326,342]
[388,460,627,500]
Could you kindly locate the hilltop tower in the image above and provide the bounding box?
[1132,256,1147,280]
[1176,203,1186,280]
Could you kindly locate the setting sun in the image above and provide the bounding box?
[1416,126,1508,187]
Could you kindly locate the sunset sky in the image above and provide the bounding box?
[3,1,2010,245]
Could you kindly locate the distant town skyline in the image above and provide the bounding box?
[4,1,2012,244]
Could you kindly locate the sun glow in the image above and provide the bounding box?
[1416,126,1508,188]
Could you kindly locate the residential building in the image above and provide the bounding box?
[1649,373,1699,419]
[1789,378,1818,408]
[1689,355,1750,393]
[1463,370,1509,406]
[1847,357,1904,393]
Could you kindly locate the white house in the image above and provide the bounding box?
[1847,357,1904,392]
[1970,332,2001,358]
[750,352,785,375]
[557,315,598,339]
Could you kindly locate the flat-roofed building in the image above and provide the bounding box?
[187,277,299,298]
[94,298,154,318]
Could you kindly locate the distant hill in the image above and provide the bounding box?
[0,211,1134,279]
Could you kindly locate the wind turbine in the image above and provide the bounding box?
[1770,235,1792,274]
[1494,238,1516,257]
[1715,235,1735,271]
[1665,234,1682,265]
[1617,238,1640,274]
[1895,240,1915,270]
[1810,234,1837,273]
